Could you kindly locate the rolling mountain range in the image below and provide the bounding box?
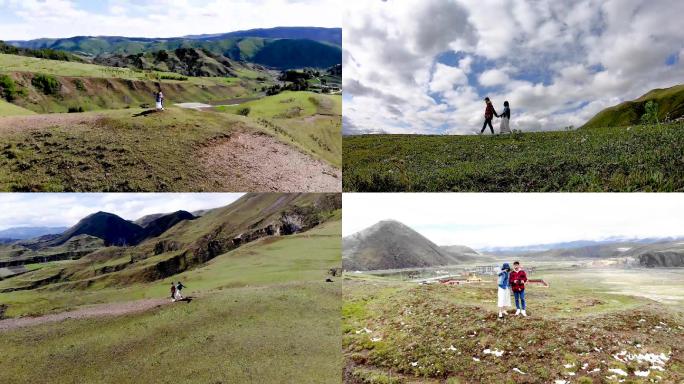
[93,48,243,77]
[479,236,684,255]
[343,220,684,271]
[9,27,342,70]
[0,226,68,243]
[342,220,480,271]
[582,83,684,128]
[181,27,342,45]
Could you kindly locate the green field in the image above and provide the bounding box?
[343,267,684,383]
[0,216,342,383]
[0,99,35,116]
[343,122,684,192]
[218,91,342,167]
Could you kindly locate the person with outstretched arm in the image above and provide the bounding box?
[510,261,528,316]
[480,97,498,135]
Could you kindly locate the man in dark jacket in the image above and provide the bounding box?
[480,97,498,134]
[509,261,528,316]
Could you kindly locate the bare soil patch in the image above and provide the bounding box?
[0,298,171,331]
[199,132,341,192]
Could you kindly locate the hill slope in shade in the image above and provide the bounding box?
[134,214,165,228]
[47,212,145,247]
[141,211,195,239]
[625,240,684,267]
[582,84,684,128]
[343,220,472,271]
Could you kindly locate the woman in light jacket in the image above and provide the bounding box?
[497,262,512,318]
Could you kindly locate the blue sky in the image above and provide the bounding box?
[343,0,684,135]
[342,194,684,248]
[0,0,341,40]
[0,193,243,230]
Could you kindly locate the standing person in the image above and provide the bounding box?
[175,281,185,300]
[497,263,512,318]
[510,261,528,316]
[155,89,165,111]
[499,101,511,134]
[170,282,177,302]
[480,97,498,135]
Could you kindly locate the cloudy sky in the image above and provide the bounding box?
[0,193,243,230]
[343,193,684,248]
[343,0,684,134]
[0,0,341,40]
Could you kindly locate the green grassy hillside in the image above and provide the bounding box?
[0,53,271,114]
[582,84,684,129]
[218,91,342,167]
[0,194,341,310]
[343,268,683,383]
[0,213,342,383]
[0,53,340,192]
[343,122,684,192]
[0,99,35,116]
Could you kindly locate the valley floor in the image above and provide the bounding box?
[342,122,684,192]
[0,219,342,383]
[343,268,684,384]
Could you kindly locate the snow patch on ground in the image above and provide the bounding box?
[483,348,504,357]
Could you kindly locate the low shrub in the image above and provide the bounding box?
[160,74,188,81]
[67,106,84,113]
[32,74,61,95]
[73,79,86,91]
[237,107,251,116]
[0,74,18,101]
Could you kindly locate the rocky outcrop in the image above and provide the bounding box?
[638,252,684,267]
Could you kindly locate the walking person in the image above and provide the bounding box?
[155,89,165,111]
[499,101,511,134]
[510,261,528,316]
[497,263,512,318]
[175,281,186,300]
[170,282,177,302]
[479,97,498,135]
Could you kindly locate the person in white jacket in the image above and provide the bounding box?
[498,101,511,134]
[497,263,512,318]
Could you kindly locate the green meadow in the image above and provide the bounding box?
[0,218,342,384]
[343,122,684,192]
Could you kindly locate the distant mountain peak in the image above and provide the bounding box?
[343,219,480,271]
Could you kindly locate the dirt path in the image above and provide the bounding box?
[199,132,341,192]
[0,112,106,133]
[0,298,171,332]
